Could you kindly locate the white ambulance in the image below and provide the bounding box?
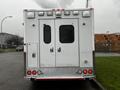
[23,8,95,81]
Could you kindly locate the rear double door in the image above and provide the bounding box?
[40,19,79,67]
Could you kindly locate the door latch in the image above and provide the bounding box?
[32,53,36,58]
[58,47,61,52]
[50,48,54,52]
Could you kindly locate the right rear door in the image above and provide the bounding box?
[55,19,79,67]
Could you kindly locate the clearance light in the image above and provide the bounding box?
[73,11,79,15]
[83,69,88,74]
[27,12,35,19]
[56,9,64,11]
[38,12,44,16]
[64,11,70,16]
[27,70,32,75]
[47,11,53,16]
[82,11,91,18]
[56,11,62,16]
[88,69,93,74]
[55,9,64,16]
[32,70,37,75]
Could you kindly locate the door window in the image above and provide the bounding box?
[59,25,74,43]
[44,24,51,44]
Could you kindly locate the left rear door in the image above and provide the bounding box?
[39,20,55,67]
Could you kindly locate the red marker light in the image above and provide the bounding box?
[88,69,93,74]
[32,70,37,75]
[27,70,31,75]
[61,9,64,11]
[83,69,88,74]
[57,9,60,11]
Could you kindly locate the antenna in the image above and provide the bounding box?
[86,0,92,8]
[86,0,89,8]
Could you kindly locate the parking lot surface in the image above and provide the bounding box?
[0,52,102,90]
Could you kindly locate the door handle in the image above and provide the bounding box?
[50,47,54,53]
[57,47,61,52]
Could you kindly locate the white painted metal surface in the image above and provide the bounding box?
[24,8,95,79]
[39,20,55,67]
[55,19,79,67]
[27,43,38,67]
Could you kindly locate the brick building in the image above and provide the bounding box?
[95,33,120,52]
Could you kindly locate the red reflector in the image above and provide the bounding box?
[88,69,93,74]
[61,9,64,11]
[57,9,60,11]
[83,69,87,74]
[32,70,37,75]
[27,70,31,75]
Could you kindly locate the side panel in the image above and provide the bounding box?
[55,19,79,67]
[79,10,94,67]
[39,20,55,67]
[24,11,39,68]
[27,43,39,67]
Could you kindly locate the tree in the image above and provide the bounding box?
[5,35,23,48]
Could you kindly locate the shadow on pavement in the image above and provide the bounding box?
[29,80,101,90]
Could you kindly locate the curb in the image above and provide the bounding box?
[92,79,106,90]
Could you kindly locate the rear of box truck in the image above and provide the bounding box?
[24,8,95,80]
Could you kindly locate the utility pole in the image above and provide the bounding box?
[0,16,13,48]
[1,16,13,33]
[86,0,92,8]
[86,0,89,8]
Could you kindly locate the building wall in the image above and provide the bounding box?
[95,33,120,52]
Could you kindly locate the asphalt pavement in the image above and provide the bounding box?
[0,52,102,90]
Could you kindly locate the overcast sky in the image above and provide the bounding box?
[0,0,120,37]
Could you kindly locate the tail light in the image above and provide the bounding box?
[83,68,93,75]
[83,69,88,74]
[27,69,43,76]
[88,69,93,74]
[32,70,37,75]
[27,70,32,75]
